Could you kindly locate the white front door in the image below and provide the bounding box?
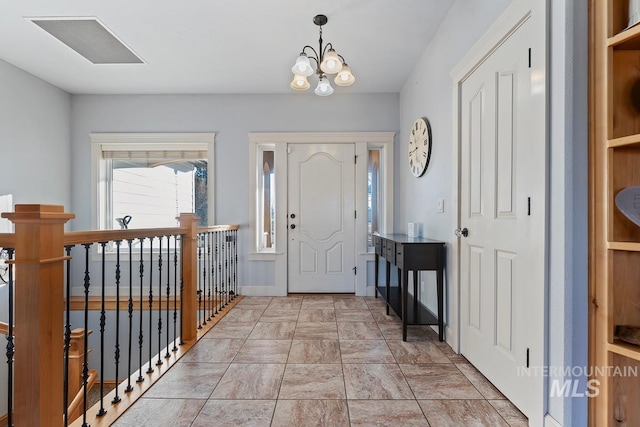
[459,18,539,415]
[287,143,356,293]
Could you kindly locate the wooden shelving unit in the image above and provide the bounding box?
[590,1,640,424]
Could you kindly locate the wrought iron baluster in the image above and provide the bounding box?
[97,242,108,417]
[206,233,212,321]
[147,238,154,374]
[197,235,203,329]
[137,238,145,383]
[165,235,171,358]
[179,235,184,345]
[172,235,179,352]
[6,248,15,427]
[125,239,134,393]
[214,231,219,315]
[112,240,122,404]
[233,229,238,299]
[63,245,72,426]
[81,244,92,427]
[156,237,163,367]
[218,231,223,313]
[225,230,230,307]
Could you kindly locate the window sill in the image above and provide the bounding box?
[248,252,281,261]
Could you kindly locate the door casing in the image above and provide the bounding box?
[450,0,547,425]
[245,132,395,297]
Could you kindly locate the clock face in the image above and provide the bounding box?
[408,117,432,177]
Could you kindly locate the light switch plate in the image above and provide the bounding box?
[437,198,444,213]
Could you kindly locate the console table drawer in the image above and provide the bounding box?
[374,237,382,255]
[395,244,404,269]
[385,241,396,263]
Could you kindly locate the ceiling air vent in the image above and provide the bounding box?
[28,17,143,64]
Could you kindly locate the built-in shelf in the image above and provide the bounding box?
[608,134,640,148]
[608,340,640,362]
[608,242,640,251]
[609,24,640,49]
[592,1,640,424]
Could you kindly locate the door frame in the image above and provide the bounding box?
[247,132,395,297]
[450,0,547,425]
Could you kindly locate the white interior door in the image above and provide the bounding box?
[459,18,538,414]
[288,143,356,293]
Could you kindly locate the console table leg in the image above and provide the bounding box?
[385,261,391,316]
[402,267,409,341]
[437,249,444,342]
[374,253,379,298]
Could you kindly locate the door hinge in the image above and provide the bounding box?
[527,197,531,216]
[526,348,530,368]
[355,155,358,164]
[528,48,531,68]
[287,146,291,154]
[352,266,357,275]
[354,210,357,219]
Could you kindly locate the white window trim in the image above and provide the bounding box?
[247,132,394,296]
[90,132,216,232]
[248,142,277,260]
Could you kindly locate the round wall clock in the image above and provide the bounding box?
[408,117,432,177]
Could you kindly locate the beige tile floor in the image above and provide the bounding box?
[113,295,529,427]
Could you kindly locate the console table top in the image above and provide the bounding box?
[373,233,445,245]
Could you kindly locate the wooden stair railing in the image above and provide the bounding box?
[67,328,93,423]
[0,321,9,336]
[0,205,239,426]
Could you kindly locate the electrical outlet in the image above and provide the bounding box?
[436,198,444,213]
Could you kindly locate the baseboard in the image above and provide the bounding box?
[544,414,563,427]
[238,285,286,297]
[445,325,458,353]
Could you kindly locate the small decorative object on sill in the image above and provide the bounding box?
[615,186,640,227]
[616,325,640,347]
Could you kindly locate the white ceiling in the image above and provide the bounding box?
[0,0,454,95]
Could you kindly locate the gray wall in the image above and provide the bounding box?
[397,0,512,335]
[0,58,70,417]
[69,93,399,287]
[398,0,588,425]
[0,58,71,207]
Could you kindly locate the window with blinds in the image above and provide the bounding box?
[93,139,211,231]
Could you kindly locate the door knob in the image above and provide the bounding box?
[290,224,296,229]
[455,227,468,237]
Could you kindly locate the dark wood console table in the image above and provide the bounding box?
[373,233,445,342]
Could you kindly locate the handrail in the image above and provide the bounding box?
[0,321,8,335]
[63,226,187,245]
[66,370,98,423]
[197,224,239,233]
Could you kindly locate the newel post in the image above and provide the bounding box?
[178,213,199,343]
[2,205,74,427]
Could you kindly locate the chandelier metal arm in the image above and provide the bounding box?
[301,45,319,63]
[322,42,334,58]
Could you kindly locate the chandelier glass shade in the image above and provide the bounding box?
[290,15,355,96]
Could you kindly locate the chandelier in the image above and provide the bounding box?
[290,14,355,96]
